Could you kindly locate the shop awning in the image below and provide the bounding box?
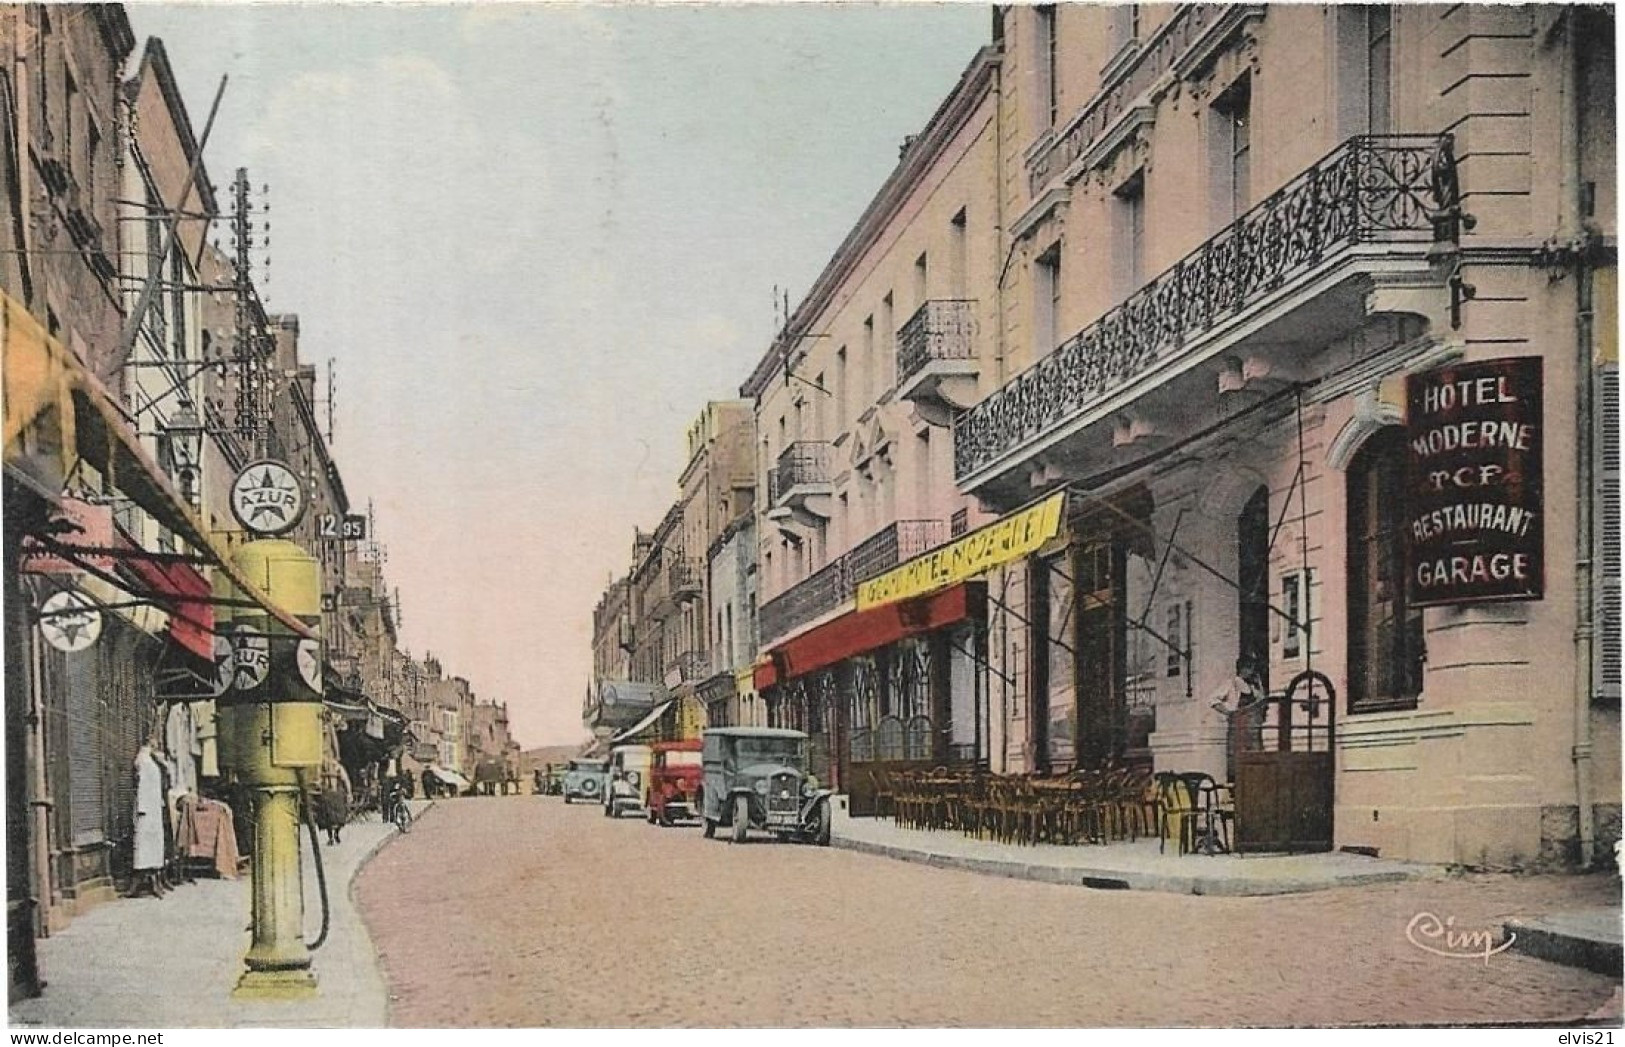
[427,765,471,790]
[854,492,1065,611]
[114,530,215,661]
[2,294,314,640]
[760,581,987,687]
[610,699,675,745]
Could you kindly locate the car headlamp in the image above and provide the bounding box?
[753,780,768,796]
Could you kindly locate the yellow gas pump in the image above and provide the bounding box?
[218,538,324,999]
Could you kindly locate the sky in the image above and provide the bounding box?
[128,2,991,747]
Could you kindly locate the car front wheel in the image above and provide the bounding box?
[731,795,750,844]
[813,797,832,847]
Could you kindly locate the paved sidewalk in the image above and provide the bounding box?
[1508,907,1625,977]
[8,801,430,1029]
[831,804,1445,895]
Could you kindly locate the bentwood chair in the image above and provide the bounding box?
[1154,772,1200,855]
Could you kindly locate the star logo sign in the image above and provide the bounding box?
[39,590,102,653]
[231,461,304,535]
[245,469,293,525]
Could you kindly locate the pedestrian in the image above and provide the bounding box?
[314,771,350,845]
[131,741,167,897]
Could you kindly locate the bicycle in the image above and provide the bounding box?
[386,791,413,833]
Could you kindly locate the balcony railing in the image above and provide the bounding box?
[768,441,833,505]
[758,519,948,646]
[668,558,703,598]
[955,133,1461,483]
[896,299,977,388]
[847,519,949,585]
[667,649,711,685]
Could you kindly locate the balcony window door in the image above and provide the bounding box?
[880,293,895,391]
[1365,6,1392,134]
[1336,5,1394,137]
[1034,244,1062,355]
[1113,170,1146,304]
[914,430,932,520]
[835,347,849,432]
[1210,75,1252,226]
[863,315,876,406]
[1036,5,1059,129]
[950,208,968,298]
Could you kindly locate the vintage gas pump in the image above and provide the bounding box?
[215,466,326,997]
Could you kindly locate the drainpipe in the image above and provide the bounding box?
[993,43,1008,387]
[12,8,34,299]
[1557,8,1597,870]
[26,590,51,936]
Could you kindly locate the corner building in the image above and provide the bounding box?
[961,4,1616,867]
[746,48,1004,808]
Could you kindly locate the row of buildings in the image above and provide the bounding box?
[1,5,516,1000]
[588,4,1618,871]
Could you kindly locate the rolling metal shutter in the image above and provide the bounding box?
[64,643,103,848]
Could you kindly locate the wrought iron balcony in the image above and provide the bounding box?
[759,519,948,646]
[767,441,834,507]
[955,133,1462,486]
[847,519,949,585]
[666,649,711,686]
[668,558,703,599]
[896,300,978,414]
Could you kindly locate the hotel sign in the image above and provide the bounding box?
[1405,357,1544,607]
[856,492,1065,611]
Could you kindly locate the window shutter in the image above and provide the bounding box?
[1597,363,1620,703]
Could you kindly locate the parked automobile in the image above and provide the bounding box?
[561,757,609,804]
[603,743,652,818]
[646,739,703,826]
[533,764,565,795]
[698,727,832,845]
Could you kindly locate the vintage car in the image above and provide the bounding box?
[532,764,566,795]
[561,757,609,804]
[603,743,652,818]
[698,727,832,845]
[646,739,703,826]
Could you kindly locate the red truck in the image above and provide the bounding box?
[646,739,703,826]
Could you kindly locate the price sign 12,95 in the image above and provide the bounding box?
[319,513,368,541]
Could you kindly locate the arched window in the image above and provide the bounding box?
[1346,427,1424,712]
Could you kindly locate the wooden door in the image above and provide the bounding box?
[1234,670,1335,853]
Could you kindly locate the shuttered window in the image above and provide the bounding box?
[1598,364,1620,703]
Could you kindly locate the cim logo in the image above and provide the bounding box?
[1405,912,1515,964]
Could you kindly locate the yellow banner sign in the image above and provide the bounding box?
[856,492,1066,611]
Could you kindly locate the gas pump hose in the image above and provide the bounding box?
[299,786,332,951]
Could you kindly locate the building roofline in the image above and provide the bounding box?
[740,45,999,399]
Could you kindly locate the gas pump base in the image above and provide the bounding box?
[232,967,319,1000]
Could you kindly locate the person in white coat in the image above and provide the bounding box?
[132,742,167,897]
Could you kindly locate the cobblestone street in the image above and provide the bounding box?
[355,795,1620,1027]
